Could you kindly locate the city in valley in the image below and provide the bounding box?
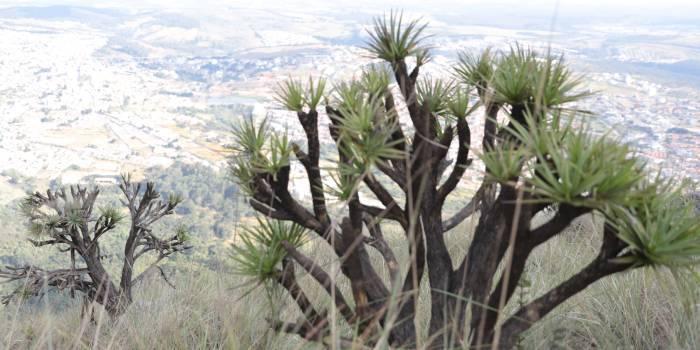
[0,4,699,207]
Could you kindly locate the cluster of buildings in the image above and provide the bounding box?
[1,14,699,206]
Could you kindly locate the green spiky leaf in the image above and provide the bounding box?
[176,225,190,242]
[454,48,496,93]
[417,77,454,115]
[275,78,305,112]
[446,87,474,119]
[230,218,308,281]
[366,11,430,63]
[99,206,125,224]
[361,64,392,97]
[304,76,327,111]
[607,183,700,268]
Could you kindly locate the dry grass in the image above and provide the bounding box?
[1,214,698,349]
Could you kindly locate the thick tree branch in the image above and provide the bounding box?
[362,214,400,285]
[437,116,472,204]
[442,183,486,233]
[497,227,633,349]
[376,161,407,191]
[295,109,331,226]
[362,174,407,227]
[472,205,593,347]
[277,257,326,326]
[0,265,91,305]
[281,241,355,324]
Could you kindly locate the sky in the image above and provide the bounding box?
[0,0,699,24]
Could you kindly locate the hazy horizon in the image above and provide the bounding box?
[1,0,699,27]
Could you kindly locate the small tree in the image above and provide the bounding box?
[0,175,190,317]
[229,12,700,349]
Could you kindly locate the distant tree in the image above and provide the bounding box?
[0,175,190,317]
[228,12,700,349]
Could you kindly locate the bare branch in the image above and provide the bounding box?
[496,227,633,349]
[281,241,355,323]
[0,265,91,305]
[441,183,486,233]
[437,116,472,204]
[362,214,399,285]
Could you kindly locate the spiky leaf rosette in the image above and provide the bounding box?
[327,82,404,200]
[482,110,700,270]
[275,77,327,112]
[275,78,304,112]
[333,83,404,167]
[490,45,589,112]
[491,45,537,107]
[361,63,392,97]
[366,10,430,64]
[502,114,646,207]
[20,191,125,240]
[454,48,496,94]
[478,140,528,185]
[231,218,307,281]
[446,86,474,120]
[228,116,292,193]
[606,181,700,268]
[417,77,454,115]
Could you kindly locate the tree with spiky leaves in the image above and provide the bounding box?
[0,175,190,317]
[228,12,700,349]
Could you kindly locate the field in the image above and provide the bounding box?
[1,215,698,349]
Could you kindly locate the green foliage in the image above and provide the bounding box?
[27,221,46,238]
[168,193,185,207]
[267,131,293,177]
[229,117,292,192]
[528,131,644,207]
[417,77,453,114]
[274,77,327,112]
[454,48,496,93]
[65,209,84,232]
[44,214,63,230]
[176,225,191,243]
[607,183,700,268]
[510,117,646,207]
[446,86,473,120]
[480,109,700,270]
[304,77,327,111]
[275,79,304,112]
[478,141,527,184]
[99,206,125,224]
[365,10,430,63]
[337,99,403,163]
[361,64,391,97]
[490,45,588,110]
[324,79,408,201]
[230,218,307,282]
[229,116,268,157]
[534,54,590,109]
[229,156,257,197]
[333,81,365,112]
[326,90,405,200]
[491,45,537,107]
[479,112,646,208]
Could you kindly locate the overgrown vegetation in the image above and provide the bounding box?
[146,162,249,239]
[0,10,698,350]
[1,220,699,349]
[228,11,700,349]
[0,175,190,317]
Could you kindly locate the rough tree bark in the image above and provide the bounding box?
[229,13,697,350]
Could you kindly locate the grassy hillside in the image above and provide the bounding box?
[0,215,698,349]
